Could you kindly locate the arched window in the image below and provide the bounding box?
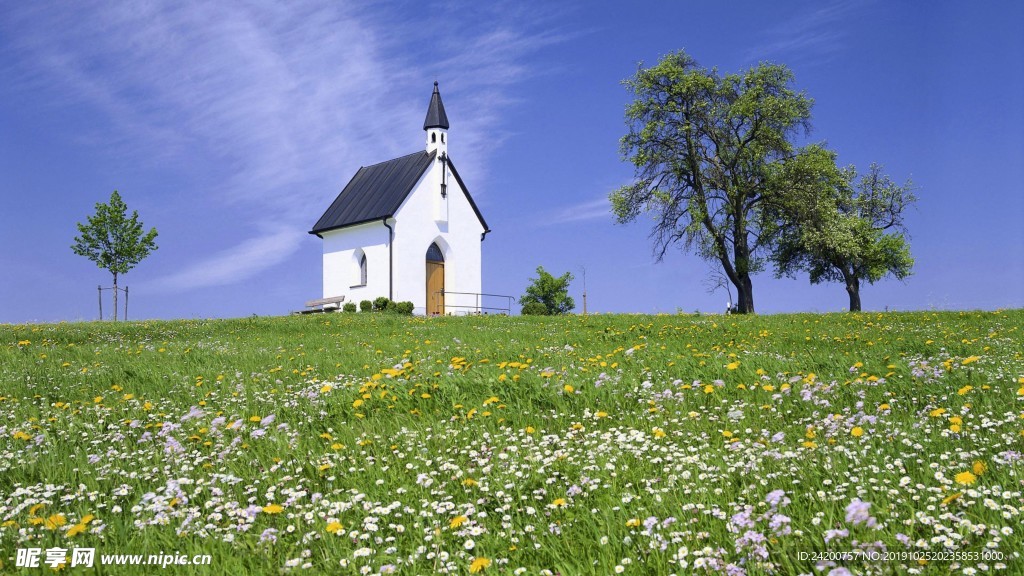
[426,242,444,262]
[441,133,445,143]
[431,133,437,143]
[359,253,367,286]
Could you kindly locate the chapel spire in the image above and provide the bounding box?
[424,81,449,155]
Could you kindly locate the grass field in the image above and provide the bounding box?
[2,310,1023,575]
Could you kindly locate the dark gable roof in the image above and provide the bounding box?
[310,150,436,236]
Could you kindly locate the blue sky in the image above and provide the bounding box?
[2,1,1022,323]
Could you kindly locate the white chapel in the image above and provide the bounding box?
[309,83,489,315]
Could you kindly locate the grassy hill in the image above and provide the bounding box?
[2,311,1022,575]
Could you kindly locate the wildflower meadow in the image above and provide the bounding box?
[1,310,1022,575]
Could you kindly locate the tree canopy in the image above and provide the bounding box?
[769,150,915,311]
[611,50,812,313]
[72,190,158,320]
[520,266,575,315]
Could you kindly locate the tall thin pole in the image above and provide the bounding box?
[580,266,588,315]
[124,286,129,321]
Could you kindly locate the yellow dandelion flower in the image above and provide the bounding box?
[595,411,608,418]
[325,521,343,534]
[469,557,492,573]
[352,399,364,408]
[525,426,535,434]
[449,515,468,529]
[722,430,733,438]
[878,403,890,411]
[249,416,262,422]
[957,385,973,396]
[652,428,667,438]
[626,518,641,527]
[331,443,344,450]
[262,504,284,514]
[563,384,575,393]
[802,441,817,449]
[44,514,67,530]
[805,427,816,439]
[463,478,478,487]
[949,424,962,433]
[851,427,864,438]
[726,361,740,370]
[29,503,45,516]
[941,492,962,505]
[962,356,981,365]
[66,523,88,537]
[929,408,946,418]
[551,498,567,507]
[320,384,333,394]
[972,460,987,476]
[703,385,715,394]
[954,471,977,485]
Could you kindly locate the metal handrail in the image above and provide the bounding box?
[430,290,514,315]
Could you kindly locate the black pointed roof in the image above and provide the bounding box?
[309,150,436,235]
[423,81,449,130]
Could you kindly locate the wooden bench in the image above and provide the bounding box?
[299,295,346,314]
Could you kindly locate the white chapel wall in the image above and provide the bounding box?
[321,221,390,305]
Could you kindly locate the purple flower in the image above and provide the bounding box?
[828,569,853,576]
[769,513,791,536]
[845,498,872,525]
[729,509,755,532]
[181,406,205,422]
[765,490,789,509]
[260,528,278,543]
[824,528,849,542]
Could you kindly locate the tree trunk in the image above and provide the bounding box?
[732,226,755,314]
[736,274,755,314]
[846,275,861,312]
[112,273,119,322]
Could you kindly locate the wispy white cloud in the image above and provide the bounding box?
[1,1,567,291]
[540,197,613,226]
[745,3,859,66]
[139,227,302,292]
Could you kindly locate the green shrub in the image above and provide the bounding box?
[373,297,392,311]
[343,302,357,313]
[395,301,414,315]
[519,266,575,315]
[359,300,372,312]
[521,302,549,316]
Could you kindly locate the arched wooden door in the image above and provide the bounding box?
[426,243,445,315]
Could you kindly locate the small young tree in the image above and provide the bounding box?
[519,266,575,315]
[72,191,158,321]
[769,148,915,311]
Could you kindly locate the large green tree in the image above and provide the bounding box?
[768,147,915,311]
[519,266,575,315]
[611,50,813,313]
[72,191,159,321]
